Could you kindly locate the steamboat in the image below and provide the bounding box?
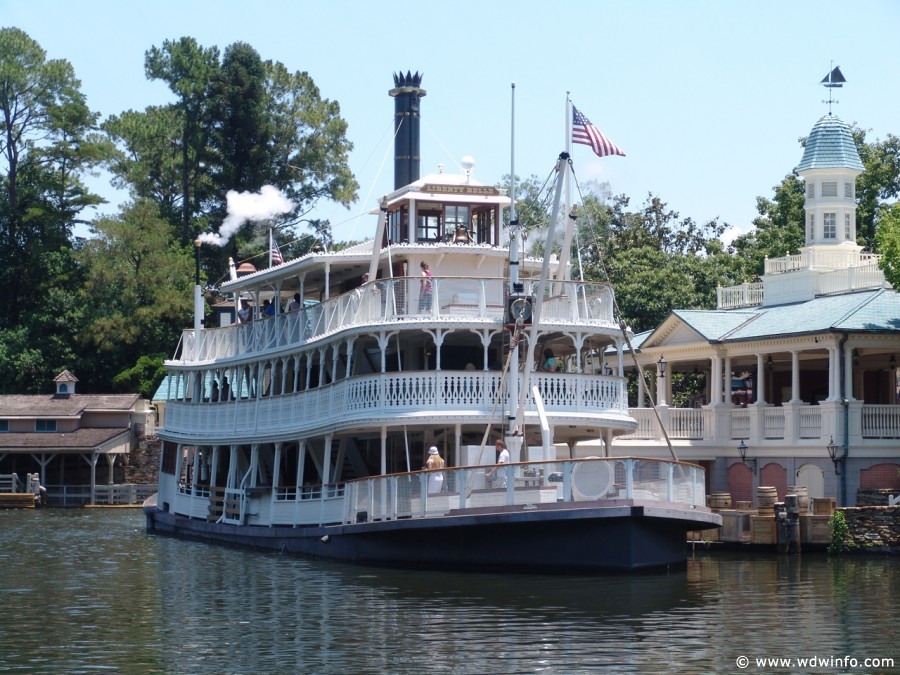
[144,73,720,572]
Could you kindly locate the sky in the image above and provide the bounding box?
[4,0,900,247]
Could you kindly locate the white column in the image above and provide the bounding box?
[657,361,667,406]
[711,357,722,404]
[790,351,801,403]
[637,366,646,408]
[755,353,766,404]
[844,343,855,401]
[724,356,732,404]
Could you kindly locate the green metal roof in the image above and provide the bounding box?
[668,290,900,344]
[795,114,864,172]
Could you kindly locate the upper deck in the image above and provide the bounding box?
[173,275,618,365]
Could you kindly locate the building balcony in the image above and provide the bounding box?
[615,402,900,453]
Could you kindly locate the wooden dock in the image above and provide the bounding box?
[0,493,36,509]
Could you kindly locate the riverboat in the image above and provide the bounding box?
[144,73,720,572]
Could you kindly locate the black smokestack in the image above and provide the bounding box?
[389,71,426,190]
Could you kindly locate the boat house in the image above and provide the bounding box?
[0,371,155,505]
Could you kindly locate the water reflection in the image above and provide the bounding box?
[0,510,897,673]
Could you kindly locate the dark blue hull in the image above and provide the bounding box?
[145,501,719,573]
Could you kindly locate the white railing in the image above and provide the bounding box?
[762,407,785,439]
[163,371,629,440]
[0,473,23,493]
[798,406,822,438]
[173,277,618,364]
[340,457,707,525]
[717,282,764,309]
[817,264,886,295]
[668,408,706,439]
[764,250,882,275]
[861,405,900,438]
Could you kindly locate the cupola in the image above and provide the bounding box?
[795,113,863,248]
[53,370,78,397]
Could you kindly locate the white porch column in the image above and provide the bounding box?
[190,448,200,493]
[637,366,646,408]
[104,454,116,485]
[790,350,801,403]
[656,361,667,406]
[828,347,839,401]
[711,356,722,404]
[724,356,733,404]
[844,343,855,401]
[755,353,766,404]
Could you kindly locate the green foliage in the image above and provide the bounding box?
[827,510,853,554]
[77,200,195,387]
[874,203,900,286]
[854,129,900,251]
[0,27,107,327]
[731,174,806,278]
[111,354,167,398]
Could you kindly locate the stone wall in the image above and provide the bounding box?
[125,434,161,485]
[841,506,900,553]
[856,488,900,506]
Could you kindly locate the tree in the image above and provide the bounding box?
[145,37,220,245]
[856,130,900,251]
[874,203,900,288]
[0,27,105,326]
[77,200,196,388]
[730,174,806,278]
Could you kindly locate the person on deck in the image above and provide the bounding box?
[288,293,302,312]
[418,261,433,312]
[486,439,510,488]
[540,348,559,372]
[426,446,445,494]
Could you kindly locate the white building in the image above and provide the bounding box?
[615,113,900,507]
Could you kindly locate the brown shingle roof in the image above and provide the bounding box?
[0,394,140,417]
[0,427,131,451]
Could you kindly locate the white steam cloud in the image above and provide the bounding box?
[199,185,295,247]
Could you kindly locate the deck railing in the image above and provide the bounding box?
[173,277,618,364]
[163,371,630,440]
[340,457,707,525]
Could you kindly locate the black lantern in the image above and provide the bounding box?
[737,439,756,471]
[826,436,841,475]
[657,356,667,378]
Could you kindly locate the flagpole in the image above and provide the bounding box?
[507,81,520,440]
[268,225,273,268]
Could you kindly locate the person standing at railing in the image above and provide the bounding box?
[486,439,510,488]
[418,261,433,312]
[426,446,445,494]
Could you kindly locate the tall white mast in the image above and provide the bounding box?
[556,95,575,281]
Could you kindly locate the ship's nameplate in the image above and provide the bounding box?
[420,184,500,196]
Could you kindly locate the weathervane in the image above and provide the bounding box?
[821,63,846,114]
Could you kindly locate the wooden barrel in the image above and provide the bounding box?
[786,485,809,513]
[735,500,753,511]
[756,486,778,512]
[709,492,732,509]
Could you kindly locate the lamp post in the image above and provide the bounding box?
[656,355,667,406]
[826,436,841,475]
[738,439,756,472]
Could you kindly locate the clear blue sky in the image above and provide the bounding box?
[5,0,899,246]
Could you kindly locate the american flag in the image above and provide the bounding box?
[270,240,283,266]
[571,106,625,158]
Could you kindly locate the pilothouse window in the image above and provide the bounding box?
[417,205,442,242]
